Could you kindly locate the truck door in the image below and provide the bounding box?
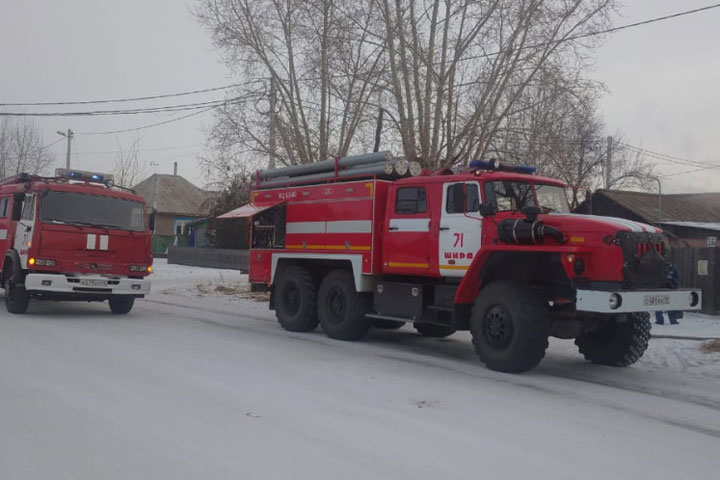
[0,196,10,258]
[383,185,431,274]
[12,193,36,268]
[438,182,483,277]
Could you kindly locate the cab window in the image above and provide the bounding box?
[0,198,8,217]
[446,183,480,214]
[396,187,427,214]
[21,195,35,220]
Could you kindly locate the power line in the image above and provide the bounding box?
[74,96,247,135]
[0,82,261,107]
[456,3,720,64]
[75,105,220,136]
[0,98,231,117]
[620,142,719,168]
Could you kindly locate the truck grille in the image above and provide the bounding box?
[616,231,670,289]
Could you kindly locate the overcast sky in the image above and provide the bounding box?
[1,0,718,193]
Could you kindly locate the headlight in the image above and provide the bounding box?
[130,265,150,272]
[609,293,622,310]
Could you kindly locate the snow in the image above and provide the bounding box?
[1,259,719,479]
[661,221,720,232]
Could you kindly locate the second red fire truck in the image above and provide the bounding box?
[0,169,153,315]
[224,152,701,373]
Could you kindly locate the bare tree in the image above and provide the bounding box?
[196,0,620,182]
[0,116,54,180]
[196,0,385,177]
[112,135,146,188]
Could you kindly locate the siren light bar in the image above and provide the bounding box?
[469,159,536,175]
[55,168,114,184]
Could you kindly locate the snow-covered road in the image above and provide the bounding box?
[1,261,719,479]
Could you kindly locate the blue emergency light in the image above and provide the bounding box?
[470,159,536,175]
[55,168,113,184]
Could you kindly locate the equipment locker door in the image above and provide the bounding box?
[438,181,483,277]
[383,186,431,274]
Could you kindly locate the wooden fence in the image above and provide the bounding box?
[668,247,719,315]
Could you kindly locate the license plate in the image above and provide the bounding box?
[80,279,107,287]
[643,295,670,307]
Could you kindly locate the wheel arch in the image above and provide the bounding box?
[455,248,572,304]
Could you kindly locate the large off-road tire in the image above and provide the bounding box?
[470,281,550,373]
[317,269,371,341]
[414,323,456,338]
[373,319,405,330]
[108,296,135,315]
[274,266,318,332]
[575,312,651,367]
[5,274,30,314]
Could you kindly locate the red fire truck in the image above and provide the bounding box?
[0,169,153,315]
[226,153,701,373]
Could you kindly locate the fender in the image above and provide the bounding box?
[2,249,23,284]
[454,244,591,304]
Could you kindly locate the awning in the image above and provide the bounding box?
[216,200,285,219]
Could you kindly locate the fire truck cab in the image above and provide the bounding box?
[0,170,153,315]
[234,155,701,373]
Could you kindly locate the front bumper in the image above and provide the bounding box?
[24,274,151,296]
[576,289,701,313]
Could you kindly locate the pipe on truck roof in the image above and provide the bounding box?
[258,161,399,189]
[258,151,392,180]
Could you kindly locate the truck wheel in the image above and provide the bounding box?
[415,323,455,338]
[5,275,30,314]
[374,319,405,330]
[470,281,550,373]
[109,296,135,314]
[317,269,371,341]
[275,266,318,332]
[575,312,651,367]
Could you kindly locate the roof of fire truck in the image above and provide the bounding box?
[388,169,567,188]
[0,169,146,203]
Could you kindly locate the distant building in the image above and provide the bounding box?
[578,189,720,248]
[133,173,217,253]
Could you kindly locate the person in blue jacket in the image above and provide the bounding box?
[656,264,682,325]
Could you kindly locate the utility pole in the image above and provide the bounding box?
[56,129,74,169]
[268,78,277,169]
[605,135,613,189]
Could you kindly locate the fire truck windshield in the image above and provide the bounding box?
[40,191,146,231]
[534,184,570,213]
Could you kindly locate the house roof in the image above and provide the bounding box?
[596,190,720,224]
[133,174,214,216]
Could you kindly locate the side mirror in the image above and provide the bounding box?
[479,203,496,217]
[11,193,25,221]
[148,211,156,232]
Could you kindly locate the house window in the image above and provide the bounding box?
[395,187,427,214]
[175,220,191,235]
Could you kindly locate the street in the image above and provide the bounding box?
[1,263,719,479]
